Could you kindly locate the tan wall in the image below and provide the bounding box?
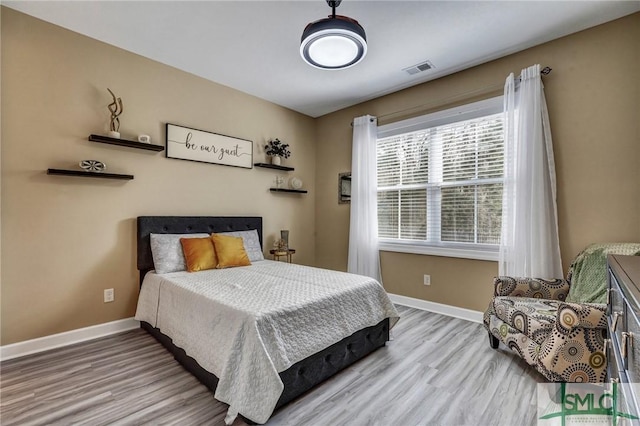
[315,13,640,313]
[2,8,639,345]
[0,8,316,345]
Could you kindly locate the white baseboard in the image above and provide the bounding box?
[1,298,480,361]
[0,318,140,361]
[388,293,483,323]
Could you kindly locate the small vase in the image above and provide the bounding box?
[108,131,121,139]
[271,156,281,166]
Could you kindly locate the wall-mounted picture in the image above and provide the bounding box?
[166,123,253,169]
[339,172,351,204]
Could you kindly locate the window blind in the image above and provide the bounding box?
[377,111,504,247]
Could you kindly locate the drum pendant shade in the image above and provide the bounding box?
[300,1,367,70]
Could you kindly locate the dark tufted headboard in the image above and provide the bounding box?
[137,216,263,283]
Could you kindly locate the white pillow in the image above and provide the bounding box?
[150,233,209,274]
[218,229,264,262]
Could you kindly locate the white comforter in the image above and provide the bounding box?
[134,260,399,424]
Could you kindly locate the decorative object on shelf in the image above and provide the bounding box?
[339,172,351,204]
[138,134,151,143]
[273,238,288,252]
[265,138,290,166]
[300,0,367,70]
[79,159,106,172]
[166,123,253,169]
[280,230,289,249]
[274,176,285,189]
[107,88,123,139]
[290,177,303,190]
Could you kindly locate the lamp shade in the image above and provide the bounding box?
[300,15,367,70]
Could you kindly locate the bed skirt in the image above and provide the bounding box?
[141,317,389,417]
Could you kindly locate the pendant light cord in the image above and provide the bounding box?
[328,0,338,18]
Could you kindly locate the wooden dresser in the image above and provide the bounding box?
[607,254,640,423]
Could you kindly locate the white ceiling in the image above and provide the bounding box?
[5,1,639,118]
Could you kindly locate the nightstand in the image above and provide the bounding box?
[270,249,295,263]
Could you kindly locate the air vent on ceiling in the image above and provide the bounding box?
[403,60,435,75]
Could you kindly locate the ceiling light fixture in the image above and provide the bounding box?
[300,0,367,70]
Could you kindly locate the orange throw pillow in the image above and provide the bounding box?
[211,234,251,269]
[180,237,218,272]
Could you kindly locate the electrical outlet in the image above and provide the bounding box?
[104,288,114,303]
[423,274,431,286]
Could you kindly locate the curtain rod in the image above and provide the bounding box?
[351,66,552,126]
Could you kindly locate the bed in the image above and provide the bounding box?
[134,216,399,424]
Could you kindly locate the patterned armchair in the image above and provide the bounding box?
[484,243,640,382]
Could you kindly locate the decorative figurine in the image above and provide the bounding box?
[107,88,123,138]
[275,175,284,189]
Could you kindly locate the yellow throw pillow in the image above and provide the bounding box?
[211,234,251,269]
[180,237,218,272]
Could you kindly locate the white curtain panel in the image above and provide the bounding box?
[348,115,381,282]
[499,64,563,278]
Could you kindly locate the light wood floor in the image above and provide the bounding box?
[1,305,544,425]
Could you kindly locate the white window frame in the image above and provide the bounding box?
[376,96,503,261]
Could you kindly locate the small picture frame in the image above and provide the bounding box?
[339,172,351,204]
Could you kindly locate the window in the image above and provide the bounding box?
[376,97,504,260]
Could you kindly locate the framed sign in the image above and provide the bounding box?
[166,123,253,169]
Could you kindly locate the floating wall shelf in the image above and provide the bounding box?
[270,188,307,194]
[89,134,165,152]
[254,163,295,172]
[47,168,134,180]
